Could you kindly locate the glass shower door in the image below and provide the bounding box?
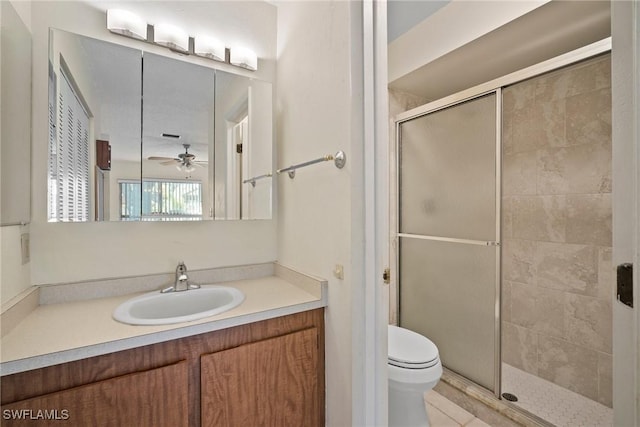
[398,92,500,393]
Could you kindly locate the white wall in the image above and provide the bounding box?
[28,1,277,285]
[387,0,548,82]
[276,1,364,425]
[1,1,32,302]
[0,225,31,303]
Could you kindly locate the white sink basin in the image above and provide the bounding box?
[113,285,245,325]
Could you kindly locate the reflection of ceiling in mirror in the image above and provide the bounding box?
[142,53,213,163]
[78,35,141,162]
[75,34,212,163]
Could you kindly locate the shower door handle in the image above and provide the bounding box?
[617,263,633,308]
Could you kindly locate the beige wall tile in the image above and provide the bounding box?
[510,282,537,328]
[566,194,612,246]
[503,78,536,112]
[535,55,610,102]
[500,53,611,404]
[537,143,611,195]
[502,197,513,239]
[502,322,538,375]
[597,352,613,408]
[535,242,598,296]
[502,239,536,284]
[533,287,566,339]
[503,151,537,196]
[511,196,566,242]
[538,335,599,401]
[502,107,514,155]
[538,99,566,148]
[511,104,542,153]
[565,293,612,354]
[565,56,611,97]
[502,280,513,323]
[597,247,614,300]
[566,88,611,147]
[534,67,572,103]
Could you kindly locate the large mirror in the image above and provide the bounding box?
[47,29,272,222]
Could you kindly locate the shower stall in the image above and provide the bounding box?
[393,44,613,426]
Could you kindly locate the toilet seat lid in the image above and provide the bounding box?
[388,325,439,369]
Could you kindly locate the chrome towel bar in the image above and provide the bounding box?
[277,150,346,179]
[243,173,273,187]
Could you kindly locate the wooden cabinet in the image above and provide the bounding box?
[201,328,321,427]
[96,140,111,170]
[2,362,188,427]
[1,309,324,427]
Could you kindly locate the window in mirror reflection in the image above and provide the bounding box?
[120,179,202,221]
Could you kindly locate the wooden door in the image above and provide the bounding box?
[201,327,320,427]
[1,361,188,427]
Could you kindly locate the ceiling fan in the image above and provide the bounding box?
[147,144,207,172]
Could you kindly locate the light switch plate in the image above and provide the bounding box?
[333,264,344,280]
[20,233,30,264]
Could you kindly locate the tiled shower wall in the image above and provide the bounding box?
[501,54,613,407]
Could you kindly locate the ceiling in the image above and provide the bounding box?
[387,0,449,43]
[389,0,611,102]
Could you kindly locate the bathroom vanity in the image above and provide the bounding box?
[0,264,326,426]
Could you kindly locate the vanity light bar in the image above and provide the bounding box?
[194,36,226,62]
[107,9,148,41]
[106,9,258,71]
[154,23,189,53]
[230,47,258,71]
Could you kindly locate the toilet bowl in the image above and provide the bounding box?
[388,324,442,427]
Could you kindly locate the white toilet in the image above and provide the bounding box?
[388,324,443,427]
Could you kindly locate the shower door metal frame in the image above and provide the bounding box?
[391,37,612,401]
[394,89,502,397]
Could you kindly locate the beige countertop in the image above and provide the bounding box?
[1,264,327,376]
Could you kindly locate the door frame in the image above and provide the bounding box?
[360,1,390,425]
[611,1,639,424]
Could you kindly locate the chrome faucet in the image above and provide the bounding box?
[161,261,200,293]
[175,261,189,291]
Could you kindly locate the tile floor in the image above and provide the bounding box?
[425,390,492,427]
[501,363,613,427]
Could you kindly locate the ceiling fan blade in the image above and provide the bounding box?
[160,160,179,165]
[194,162,206,168]
[148,156,177,161]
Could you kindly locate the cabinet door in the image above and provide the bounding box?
[201,327,320,427]
[1,361,188,427]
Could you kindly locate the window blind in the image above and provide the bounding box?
[120,179,203,221]
[48,68,90,222]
